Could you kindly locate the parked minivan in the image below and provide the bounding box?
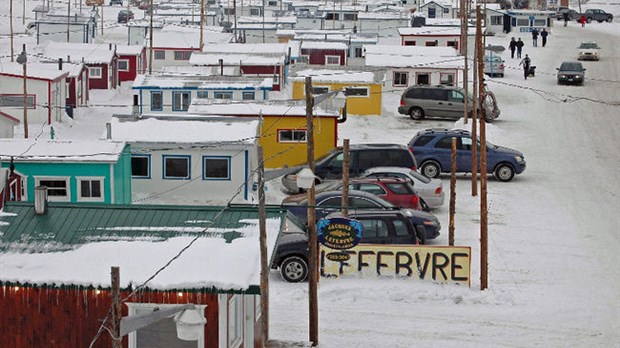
[397,85,500,122]
[281,144,417,193]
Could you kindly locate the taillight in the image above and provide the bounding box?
[400,98,405,106]
[435,187,442,195]
[499,64,505,69]
[412,195,420,209]
[411,164,417,171]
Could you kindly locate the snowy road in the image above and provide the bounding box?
[269,20,620,347]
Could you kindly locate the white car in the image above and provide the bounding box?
[577,41,601,61]
[360,167,445,210]
[483,55,505,77]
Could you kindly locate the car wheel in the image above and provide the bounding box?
[499,73,504,78]
[494,163,515,182]
[280,256,308,282]
[409,107,425,120]
[415,225,427,245]
[421,161,441,179]
[420,199,429,212]
[586,18,592,23]
[607,18,613,23]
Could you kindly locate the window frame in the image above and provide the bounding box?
[131,154,151,179]
[89,67,103,79]
[440,73,455,86]
[227,295,244,348]
[173,50,192,61]
[172,91,191,111]
[0,94,36,109]
[213,91,233,100]
[162,155,191,180]
[393,71,408,87]
[154,50,166,60]
[278,129,307,143]
[118,59,130,71]
[125,302,207,348]
[150,91,163,111]
[344,86,369,98]
[76,176,105,202]
[202,156,231,181]
[242,91,255,100]
[324,55,341,65]
[196,90,209,99]
[35,176,70,202]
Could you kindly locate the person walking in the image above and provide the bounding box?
[563,11,569,26]
[580,15,586,27]
[516,38,524,58]
[520,54,531,80]
[540,28,548,47]
[531,28,539,47]
[509,37,517,58]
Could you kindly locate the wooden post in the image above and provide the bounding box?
[22,45,29,139]
[111,267,122,348]
[341,139,350,217]
[478,6,489,291]
[471,5,481,197]
[257,147,269,343]
[67,0,71,42]
[10,0,14,62]
[449,137,456,246]
[101,4,104,35]
[305,76,318,346]
[22,0,26,25]
[148,0,153,74]
[460,0,468,124]
[199,0,205,49]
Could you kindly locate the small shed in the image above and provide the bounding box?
[397,26,475,50]
[300,41,348,66]
[0,201,288,348]
[116,44,147,82]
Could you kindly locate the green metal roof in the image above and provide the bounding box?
[0,201,287,253]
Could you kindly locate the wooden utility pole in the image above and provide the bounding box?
[341,139,350,217]
[67,0,71,42]
[111,267,122,348]
[477,5,489,291]
[461,0,468,124]
[22,45,29,139]
[199,0,205,49]
[233,0,238,42]
[101,4,104,35]
[471,5,482,197]
[449,137,456,246]
[257,146,269,343]
[148,0,153,74]
[10,0,14,62]
[305,77,319,346]
[23,0,26,25]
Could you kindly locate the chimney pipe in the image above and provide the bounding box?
[34,186,48,215]
[58,58,63,70]
[67,55,71,63]
[109,43,112,50]
[219,58,224,76]
[106,122,112,139]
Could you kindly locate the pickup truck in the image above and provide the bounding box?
[579,9,613,23]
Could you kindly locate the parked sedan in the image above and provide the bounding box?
[359,166,445,210]
[557,61,586,85]
[117,10,134,23]
[483,55,505,77]
[284,190,441,243]
[577,41,601,61]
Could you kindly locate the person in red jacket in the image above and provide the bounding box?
[580,15,586,27]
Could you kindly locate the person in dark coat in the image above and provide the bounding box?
[540,28,548,47]
[531,28,539,47]
[509,37,517,58]
[520,54,531,80]
[516,38,524,58]
[563,11,570,26]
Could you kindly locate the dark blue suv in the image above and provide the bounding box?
[408,129,526,182]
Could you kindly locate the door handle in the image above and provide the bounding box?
[438,102,443,105]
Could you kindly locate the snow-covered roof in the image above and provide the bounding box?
[295,33,378,44]
[132,74,273,89]
[0,139,126,162]
[107,117,259,144]
[301,41,348,50]
[201,43,288,55]
[294,69,376,83]
[357,12,411,19]
[0,62,69,81]
[152,28,233,48]
[398,27,475,36]
[238,16,297,24]
[317,4,367,11]
[0,204,285,291]
[35,41,116,64]
[364,45,463,68]
[161,65,240,76]
[188,99,337,117]
[116,44,144,56]
[190,53,284,66]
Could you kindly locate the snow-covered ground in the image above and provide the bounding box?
[1,0,619,347]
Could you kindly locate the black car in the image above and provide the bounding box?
[557,61,586,86]
[281,143,417,193]
[272,210,422,282]
[110,0,123,5]
[117,10,134,23]
[284,190,441,243]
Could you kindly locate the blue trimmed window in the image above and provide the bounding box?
[242,91,255,100]
[172,91,191,111]
[203,156,231,180]
[196,91,208,99]
[150,92,163,111]
[131,154,151,178]
[163,155,191,180]
[213,91,233,100]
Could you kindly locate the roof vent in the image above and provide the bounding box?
[34,186,48,215]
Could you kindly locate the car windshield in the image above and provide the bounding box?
[579,42,599,49]
[560,62,583,71]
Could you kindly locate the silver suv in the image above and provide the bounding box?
[397,85,500,122]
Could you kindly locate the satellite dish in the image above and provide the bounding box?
[16,51,27,65]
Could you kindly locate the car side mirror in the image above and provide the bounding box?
[556,68,560,70]
[583,68,586,71]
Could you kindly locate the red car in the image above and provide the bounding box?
[339,178,422,210]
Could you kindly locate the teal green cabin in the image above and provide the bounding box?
[0,139,132,204]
